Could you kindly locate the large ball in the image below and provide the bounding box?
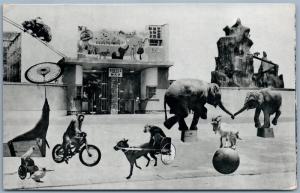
[212,148,240,174]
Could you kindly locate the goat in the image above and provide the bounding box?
[211,115,241,149]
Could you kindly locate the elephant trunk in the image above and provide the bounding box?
[218,101,234,118]
[234,105,248,117]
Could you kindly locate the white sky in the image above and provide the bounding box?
[3,4,296,88]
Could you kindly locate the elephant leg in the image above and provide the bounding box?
[190,112,200,130]
[261,110,271,128]
[254,108,262,128]
[178,107,189,131]
[272,109,281,125]
[164,115,178,129]
[178,118,188,131]
[165,98,189,130]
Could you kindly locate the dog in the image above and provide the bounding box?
[143,124,166,148]
[114,139,157,179]
[211,115,242,149]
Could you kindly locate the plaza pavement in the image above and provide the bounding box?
[2,114,297,190]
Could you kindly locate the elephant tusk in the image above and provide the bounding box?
[234,105,248,117]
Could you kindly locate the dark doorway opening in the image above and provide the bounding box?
[82,69,141,114]
[83,70,110,114]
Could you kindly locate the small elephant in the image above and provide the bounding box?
[234,88,282,129]
[164,79,234,131]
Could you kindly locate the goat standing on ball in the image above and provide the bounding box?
[211,115,241,149]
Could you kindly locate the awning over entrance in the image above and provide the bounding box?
[62,57,173,72]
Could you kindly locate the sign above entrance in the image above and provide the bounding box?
[109,68,123,77]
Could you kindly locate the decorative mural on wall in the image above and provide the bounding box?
[77,26,151,61]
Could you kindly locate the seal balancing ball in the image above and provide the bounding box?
[212,148,240,174]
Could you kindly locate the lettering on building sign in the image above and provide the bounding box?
[109,68,123,77]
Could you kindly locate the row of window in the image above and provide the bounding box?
[148,26,162,46]
[78,85,156,100]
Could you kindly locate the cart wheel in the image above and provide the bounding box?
[161,143,176,165]
[18,165,27,180]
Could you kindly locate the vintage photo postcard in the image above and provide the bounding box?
[2,3,296,190]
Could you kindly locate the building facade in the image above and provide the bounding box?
[3,32,22,82]
[61,24,173,114]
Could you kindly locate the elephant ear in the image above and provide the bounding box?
[208,83,221,102]
[257,92,264,105]
[245,91,263,105]
[244,92,252,105]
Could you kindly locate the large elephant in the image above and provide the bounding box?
[234,88,282,129]
[164,79,234,131]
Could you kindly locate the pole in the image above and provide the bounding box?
[43,76,47,99]
[3,16,67,58]
[252,55,278,67]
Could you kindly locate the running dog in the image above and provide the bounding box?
[114,139,157,179]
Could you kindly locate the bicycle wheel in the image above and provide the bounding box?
[79,145,101,167]
[52,144,65,163]
[18,165,27,180]
[161,143,176,165]
[25,62,63,84]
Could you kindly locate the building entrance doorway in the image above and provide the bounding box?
[83,71,110,114]
[118,72,140,114]
[82,69,140,114]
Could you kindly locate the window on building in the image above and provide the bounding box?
[149,39,163,46]
[146,86,156,99]
[148,26,163,46]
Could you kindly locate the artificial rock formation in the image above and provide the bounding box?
[211,19,284,88]
[211,19,254,87]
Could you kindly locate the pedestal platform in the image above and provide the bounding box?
[181,130,198,142]
[257,127,274,138]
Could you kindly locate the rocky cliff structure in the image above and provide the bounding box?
[211,19,284,88]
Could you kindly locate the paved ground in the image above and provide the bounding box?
[3,114,297,190]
